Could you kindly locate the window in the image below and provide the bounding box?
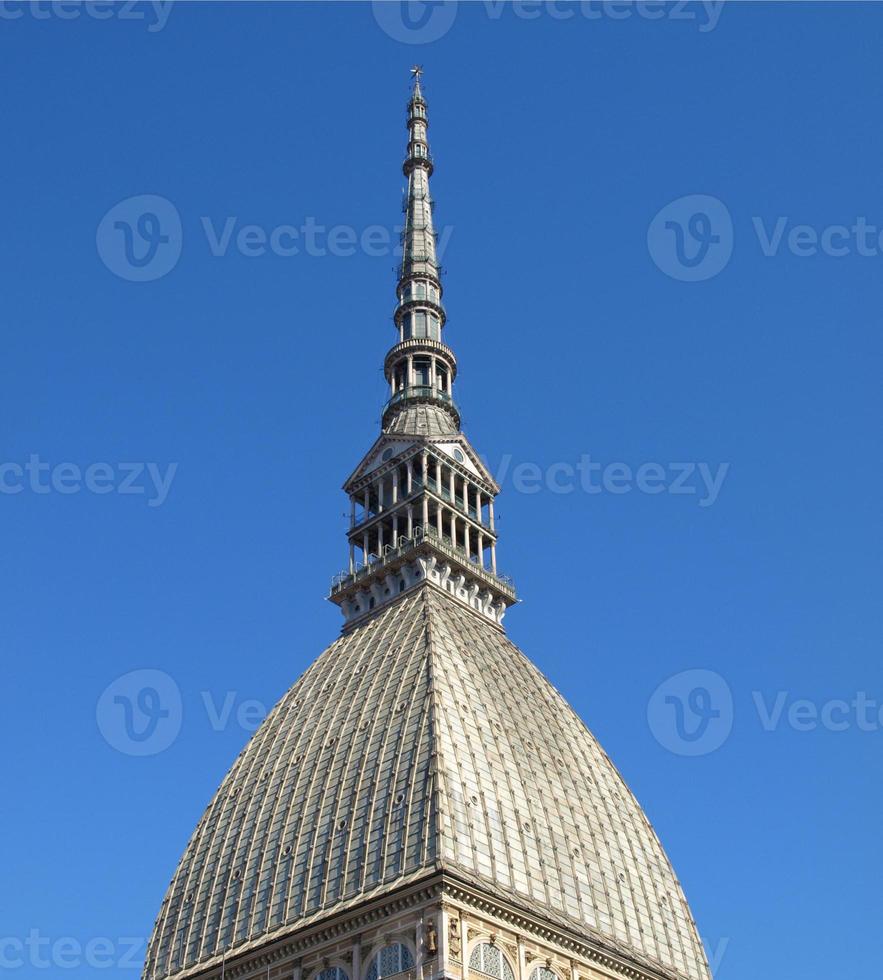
[382,448,394,461]
[317,969,349,980]
[365,944,414,980]
[426,314,440,341]
[529,970,558,980]
[469,944,515,980]
[414,358,430,387]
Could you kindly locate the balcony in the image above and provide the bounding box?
[382,385,460,424]
[330,525,516,601]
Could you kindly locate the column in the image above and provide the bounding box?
[407,505,413,538]
[364,489,370,518]
[415,918,425,979]
[350,497,356,529]
[489,497,496,531]
[464,522,471,560]
[450,513,457,550]
[422,495,429,532]
[351,940,361,980]
[407,459,414,495]
[436,506,443,535]
[378,523,384,555]
[477,531,484,568]
[392,470,399,505]
[449,468,455,504]
[491,541,497,574]
[348,540,355,575]
[378,478,384,512]
[407,354,414,388]
[421,451,428,485]
[436,906,449,980]
[362,532,369,561]
[430,355,437,391]
[392,514,399,548]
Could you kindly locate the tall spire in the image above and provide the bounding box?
[382,66,458,433]
[329,71,517,631]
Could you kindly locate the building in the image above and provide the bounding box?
[142,70,710,980]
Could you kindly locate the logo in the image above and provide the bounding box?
[96,194,182,282]
[372,1,458,44]
[648,669,733,756]
[97,669,182,756]
[647,194,733,282]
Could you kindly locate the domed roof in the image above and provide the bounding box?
[144,589,709,980]
[383,402,459,437]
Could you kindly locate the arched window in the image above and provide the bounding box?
[317,969,349,980]
[469,944,515,980]
[529,969,558,980]
[365,944,414,980]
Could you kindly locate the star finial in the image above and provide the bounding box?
[410,65,424,82]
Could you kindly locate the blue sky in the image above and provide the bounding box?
[3,3,882,979]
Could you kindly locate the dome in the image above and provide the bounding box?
[144,589,709,980]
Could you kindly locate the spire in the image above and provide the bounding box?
[399,66,440,289]
[382,66,457,432]
[328,72,517,631]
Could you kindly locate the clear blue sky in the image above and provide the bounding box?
[3,3,881,979]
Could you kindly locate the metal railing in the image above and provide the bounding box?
[383,385,454,414]
[330,525,515,599]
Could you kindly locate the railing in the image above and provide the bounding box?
[384,386,454,414]
[330,525,516,599]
